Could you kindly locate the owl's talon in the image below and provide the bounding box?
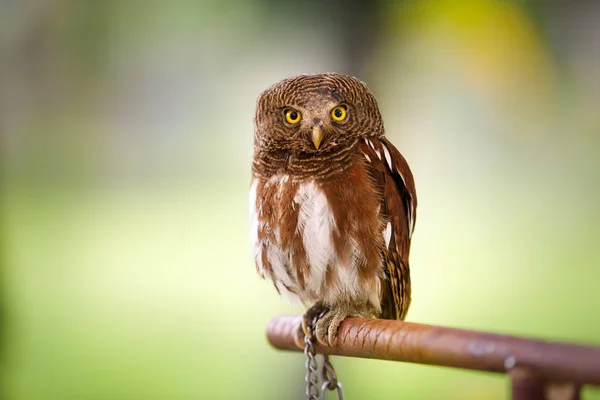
[302,301,329,340]
[294,318,306,348]
[302,314,312,339]
[314,308,350,347]
[328,312,347,346]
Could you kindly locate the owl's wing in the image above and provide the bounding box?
[360,137,417,320]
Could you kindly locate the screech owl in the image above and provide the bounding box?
[249,73,417,346]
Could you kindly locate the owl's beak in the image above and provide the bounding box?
[311,126,323,150]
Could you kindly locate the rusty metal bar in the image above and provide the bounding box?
[266,315,600,386]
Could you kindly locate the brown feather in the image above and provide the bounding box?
[360,138,417,320]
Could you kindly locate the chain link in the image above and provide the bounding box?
[304,321,320,400]
[321,355,344,400]
[304,317,344,400]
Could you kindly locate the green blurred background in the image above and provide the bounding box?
[1,0,599,399]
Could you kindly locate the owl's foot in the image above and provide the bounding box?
[297,303,374,347]
[294,302,329,348]
[314,306,350,347]
[314,303,379,347]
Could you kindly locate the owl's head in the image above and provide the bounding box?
[254,73,384,155]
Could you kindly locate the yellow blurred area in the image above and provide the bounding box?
[1,1,599,399]
[396,0,558,109]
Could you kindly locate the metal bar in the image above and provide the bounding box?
[266,315,600,386]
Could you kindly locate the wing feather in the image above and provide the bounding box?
[361,137,417,320]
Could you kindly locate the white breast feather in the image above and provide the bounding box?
[295,181,336,293]
[326,235,360,303]
[267,226,298,299]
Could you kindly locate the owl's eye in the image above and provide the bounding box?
[284,109,301,124]
[331,105,348,121]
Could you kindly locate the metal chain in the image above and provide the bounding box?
[321,355,344,400]
[304,320,320,400]
[304,316,344,400]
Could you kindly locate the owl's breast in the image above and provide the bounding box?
[249,167,385,309]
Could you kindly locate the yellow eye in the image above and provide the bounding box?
[331,105,347,121]
[285,109,301,124]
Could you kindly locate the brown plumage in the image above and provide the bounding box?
[249,73,417,345]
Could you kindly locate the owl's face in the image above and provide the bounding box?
[254,73,384,154]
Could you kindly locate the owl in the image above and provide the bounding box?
[250,73,417,346]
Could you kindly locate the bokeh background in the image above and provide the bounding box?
[2,0,600,399]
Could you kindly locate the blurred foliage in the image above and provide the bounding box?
[1,0,599,399]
